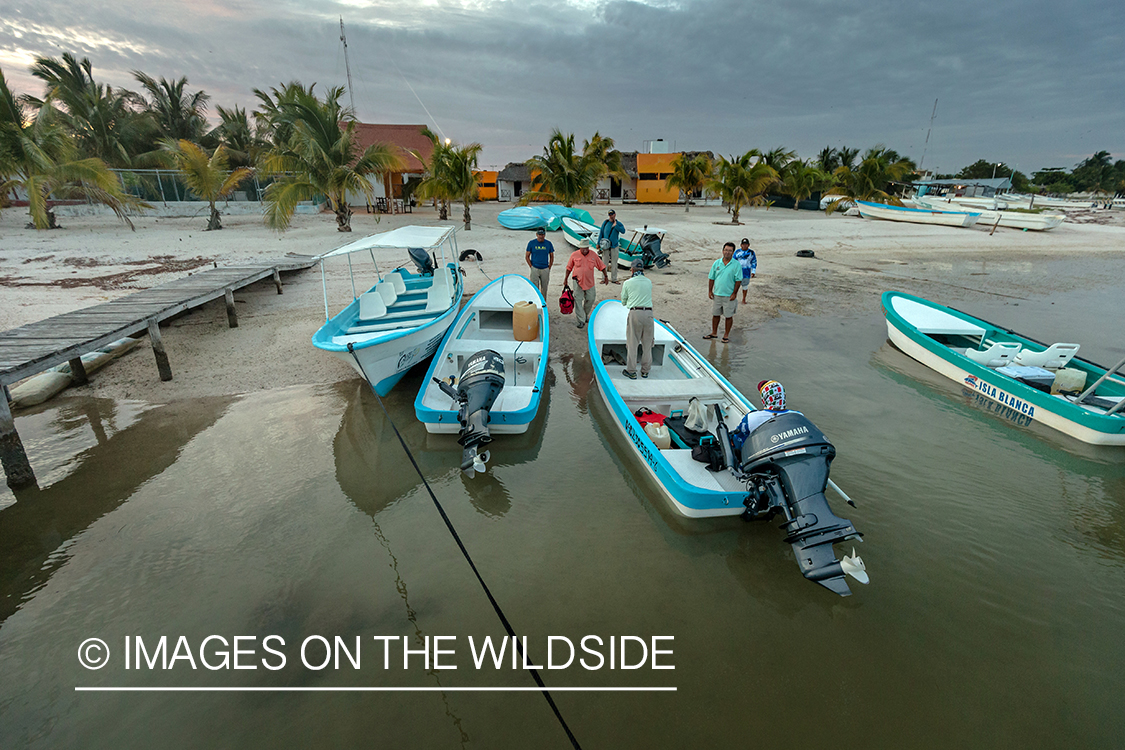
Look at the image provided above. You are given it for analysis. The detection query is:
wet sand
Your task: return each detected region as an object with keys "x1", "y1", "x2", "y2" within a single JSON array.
[{"x1": 2, "y1": 202, "x2": 1123, "y2": 403}]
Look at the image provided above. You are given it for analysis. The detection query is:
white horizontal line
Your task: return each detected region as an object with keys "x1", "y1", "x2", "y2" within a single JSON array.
[{"x1": 75, "y1": 686, "x2": 676, "y2": 692}]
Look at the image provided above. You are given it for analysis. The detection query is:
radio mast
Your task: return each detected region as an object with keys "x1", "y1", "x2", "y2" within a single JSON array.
[{"x1": 340, "y1": 18, "x2": 356, "y2": 113}]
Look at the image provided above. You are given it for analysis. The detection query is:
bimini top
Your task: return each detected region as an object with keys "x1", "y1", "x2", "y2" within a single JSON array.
[{"x1": 317, "y1": 225, "x2": 458, "y2": 259}]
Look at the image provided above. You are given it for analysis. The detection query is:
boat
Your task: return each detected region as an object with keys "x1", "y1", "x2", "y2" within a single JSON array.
[
  {"x1": 856, "y1": 200, "x2": 980, "y2": 228},
  {"x1": 915, "y1": 197, "x2": 1064, "y2": 231},
  {"x1": 311, "y1": 225, "x2": 463, "y2": 396},
  {"x1": 588, "y1": 299, "x2": 868, "y2": 595},
  {"x1": 497, "y1": 206, "x2": 561, "y2": 231},
  {"x1": 415, "y1": 274, "x2": 548, "y2": 475},
  {"x1": 617, "y1": 226, "x2": 670, "y2": 269},
  {"x1": 561, "y1": 216, "x2": 598, "y2": 249},
  {"x1": 882, "y1": 291, "x2": 1125, "y2": 445},
  {"x1": 538, "y1": 204, "x2": 594, "y2": 225}
]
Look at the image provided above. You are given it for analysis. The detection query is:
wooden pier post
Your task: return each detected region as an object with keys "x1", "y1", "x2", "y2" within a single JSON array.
[
  {"x1": 273, "y1": 268, "x2": 283, "y2": 294},
  {"x1": 69, "y1": 356, "x2": 89, "y2": 385},
  {"x1": 147, "y1": 318, "x2": 173, "y2": 381},
  {"x1": 1, "y1": 392, "x2": 36, "y2": 488},
  {"x1": 225, "y1": 289, "x2": 239, "y2": 328}
]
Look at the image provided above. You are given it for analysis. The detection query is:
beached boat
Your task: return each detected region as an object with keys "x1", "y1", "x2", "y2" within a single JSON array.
[
  {"x1": 538, "y1": 204, "x2": 594, "y2": 225},
  {"x1": 882, "y1": 291, "x2": 1125, "y2": 445},
  {"x1": 311, "y1": 226, "x2": 463, "y2": 396},
  {"x1": 857, "y1": 200, "x2": 981, "y2": 228},
  {"x1": 561, "y1": 216, "x2": 598, "y2": 249},
  {"x1": 915, "y1": 197, "x2": 1064, "y2": 231},
  {"x1": 415, "y1": 274, "x2": 548, "y2": 474},
  {"x1": 497, "y1": 206, "x2": 561, "y2": 231},
  {"x1": 617, "y1": 226, "x2": 670, "y2": 269},
  {"x1": 588, "y1": 299, "x2": 868, "y2": 595}
]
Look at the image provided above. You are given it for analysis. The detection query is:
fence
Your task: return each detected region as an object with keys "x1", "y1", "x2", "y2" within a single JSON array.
[{"x1": 110, "y1": 169, "x2": 283, "y2": 204}]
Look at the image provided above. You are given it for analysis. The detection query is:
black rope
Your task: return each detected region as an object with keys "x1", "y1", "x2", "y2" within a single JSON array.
[{"x1": 346, "y1": 344, "x2": 582, "y2": 750}]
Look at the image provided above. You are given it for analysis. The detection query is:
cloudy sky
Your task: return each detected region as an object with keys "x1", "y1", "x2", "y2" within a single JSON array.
[{"x1": 2, "y1": 0, "x2": 1122, "y2": 174}]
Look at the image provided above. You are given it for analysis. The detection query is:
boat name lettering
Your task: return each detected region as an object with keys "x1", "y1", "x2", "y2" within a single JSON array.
[
  {"x1": 770, "y1": 426, "x2": 809, "y2": 444},
  {"x1": 960, "y1": 389, "x2": 1034, "y2": 427},
  {"x1": 624, "y1": 418, "x2": 659, "y2": 470},
  {"x1": 962, "y1": 376, "x2": 1035, "y2": 417}
]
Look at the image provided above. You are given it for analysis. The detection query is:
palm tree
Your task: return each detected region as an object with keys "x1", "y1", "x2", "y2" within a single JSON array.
[
  {"x1": 203, "y1": 105, "x2": 265, "y2": 169},
  {"x1": 666, "y1": 152, "x2": 712, "y2": 211},
  {"x1": 133, "y1": 72, "x2": 210, "y2": 143},
  {"x1": 161, "y1": 139, "x2": 253, "y2": 230},
  {"x1": 706, "y1": 151, "x2": 778, "y2": 224},
  {"x1": 582, "y1": 131, "x2": 628, "y2": 202},
  {"x1": 253, "y1": 81, "x2": 318, "y2": 148},
  {"x1": 417, "y1": 141, "x2": 482, "y2": 230},
  {"x1": 411, "y1": 126, "x2": 452, "y2": 219},
  {"x1": 522, "y1": 129, "x2": 603, "y2": 206},
  {"x1": 1, "y1": 70, "x2": 147, "y2": 229},
  {"x1": 260, "y1": 84, "x2": 402, "y2": 232},
  {"x1": 827, "y1": 145, "x2": 915, "y2": 213},
  {"x1": 27, "y1": 53, "x2": 148, "y2": 166},
  {"x1": 780, "y1": 159, "x2": 834, "y2": 210}
]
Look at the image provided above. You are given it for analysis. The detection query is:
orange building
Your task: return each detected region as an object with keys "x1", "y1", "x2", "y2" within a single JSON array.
[
  {"x1": 474, "y1": 170, "x2": 498, "y2": 201},
  {"x1": 636, "y1": 153, "x2": 680, "y2": 203}
]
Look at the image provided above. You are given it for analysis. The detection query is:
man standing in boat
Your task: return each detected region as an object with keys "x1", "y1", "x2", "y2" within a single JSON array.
[
  {"x1": 620, "y1": 259, "x2": 653, "y2": 380},
  {"x1": 596, "y1": 209, "x2": 626, "y2": 284},
  {"x1": 562, "y1": 239, "x2": 609, "y2": 329},
  {"x1": 705, "y1": 242, "x2": 742, "y2": 343},
  {"x1": 525, "y1": 227, "x2": 554, "y2": 300}
]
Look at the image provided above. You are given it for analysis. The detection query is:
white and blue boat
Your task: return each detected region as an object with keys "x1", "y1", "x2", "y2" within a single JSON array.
[
  {"x1": 312, "y1": 226, "x2": 463, "y2": 396},
  {"x1": 857, "y1": 199, "x2": 980, "y2": 227},
  {"x1": 497, "y1": 206, "x2": 561, "y2": 231},
  {"x1": 415, "y1": 274, "x2": 548, "y2": 475},
  {"x1": 588, "y1": 300, "x2": 868, "y2": 595}
]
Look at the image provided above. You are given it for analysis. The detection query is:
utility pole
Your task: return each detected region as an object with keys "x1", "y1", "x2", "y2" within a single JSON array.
[
  {"x1": 919, "y1": 98, "x2": 938, "y2": 172},
  {"x1": 340, "y1": 18, "x2": 356, "y2": 114}
]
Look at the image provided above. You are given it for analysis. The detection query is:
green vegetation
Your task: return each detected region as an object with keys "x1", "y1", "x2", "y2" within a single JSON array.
[
  {"x1": 827, "y1": 146, "x2": 916, "y2": 213},
  {"x1": 416, "y1": 133, "x2": 483, "y2": 230},
  {"x1": 161, "y1": 139, "x2": 253, "y2": 230},
  {"x1": 521, "y1": 129, "x2": 624, "y2": 206},
  {"x1": 666, "y1": 153, "x2": 712, "y2": 211},
  {"x1": 706, "y1": 151, "x2": 778, "y2": 224}
]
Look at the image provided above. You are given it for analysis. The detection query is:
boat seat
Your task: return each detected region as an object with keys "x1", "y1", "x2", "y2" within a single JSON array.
[
  {"x1": 1014, "y1": 343, "x2": 1080, "y2": 370},
  {"x1": 387, "y1": 272, "x2": 407, "y2": 295},
  {"x1": 357, "y1": 292, "x2": 388, "y2": 322},
  {"x1": 448, "y1": 340, "x2": 542, "y2": 357},
  {"x1": 962, "y1": 341, "x2": 1021, "y2": 368},
  {"x1": 614, "y1": 376, "x2": 727, "y2": 402},
  {"x1": 425, "y1": 274, "x2": 454, "y2": 312},
  {"x1": 375, "y1": 282, "x2": 398, "y2": 307}
]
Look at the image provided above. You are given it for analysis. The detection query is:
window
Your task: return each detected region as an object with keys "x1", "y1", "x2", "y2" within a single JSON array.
[
  {"x1": 659, "y1": 173, "x2": 672, "y2": 179},
  {"x1": 639, "y1": 173, "x2": 658, "y2": 181}
]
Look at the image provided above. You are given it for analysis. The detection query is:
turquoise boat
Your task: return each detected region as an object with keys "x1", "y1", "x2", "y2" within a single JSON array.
[
  {"x1": 497, "y1": 206, "x2": 561, "y2": 231},
  {"x1": 882, "y1": 291, "x2": 1125, "y2": 445}
]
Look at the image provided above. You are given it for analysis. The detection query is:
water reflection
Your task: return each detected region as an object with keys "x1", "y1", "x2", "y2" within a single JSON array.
[
  {"x1": 559, "y1": 352, "x2": 595, "y2": 413},
  {"x1": 0, "y1": 395, "x2": 235, "y2": 624}
]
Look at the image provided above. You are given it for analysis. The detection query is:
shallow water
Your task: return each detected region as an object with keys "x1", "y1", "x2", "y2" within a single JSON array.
[{"x1": 2, "y1": 287, "x2": 1124, "y2": 749}]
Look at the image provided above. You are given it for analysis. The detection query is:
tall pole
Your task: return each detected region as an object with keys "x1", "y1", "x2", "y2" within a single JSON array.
[
  {"x1": 919, "y1": 98, "x2": 938, "y2": 172},
  {"x1": 340, "y1": 18, "x2": 356, "y2": 114}
]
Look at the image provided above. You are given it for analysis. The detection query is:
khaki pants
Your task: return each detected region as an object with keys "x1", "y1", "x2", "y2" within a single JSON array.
[
  {"x1": 529, "y1": 266, "x2": 550, "y2": 301},
  {"x1": 573, "y1": 285, "x2": 597, "y2": 325},
  {"x1": 626, "y1": 308, "x2": 654, "y2": 375},
  {"x1": 600, "y1": 244, "x2": 619, "y2": 282}
]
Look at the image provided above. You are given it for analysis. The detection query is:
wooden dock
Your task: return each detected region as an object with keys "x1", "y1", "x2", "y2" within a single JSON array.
[{"x1": 1, "y1": 254, "x2": 317, "y2": 488}]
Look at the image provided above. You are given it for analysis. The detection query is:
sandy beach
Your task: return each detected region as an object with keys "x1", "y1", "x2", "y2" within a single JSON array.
[{"x1": 2, "y1": 202, "x2": 1124, "y2": 403}]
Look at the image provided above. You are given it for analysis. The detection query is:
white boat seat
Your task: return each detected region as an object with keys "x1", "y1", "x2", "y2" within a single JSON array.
[
  {"x1": 447, "y1": 340, "x2": 542, "y2": 357},
  {"x1": 962, "y1": 341, "x2": 1021, "y2": 368},
  {"x1": 1014, "y1": 343, "x2": 1080, "y2": 370},
  {"x1": 387, "y1": 272, "x2": 407, "y2": 295},
  {"x1": 357, "y1": 292, "x2": 387, "y2": 321},
  {"x1": 614, "y1": 376, "x2": 727, "y2": 402},
  {"x1": 425, "y1": 274, "x2": 454, "y2": 312},
  {"x1": 375, "y1": 282, "x2": 398, "y2": 307}
]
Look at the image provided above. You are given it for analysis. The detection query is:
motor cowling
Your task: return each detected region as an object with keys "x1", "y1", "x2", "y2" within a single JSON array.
[
  {"x1": 739, "y1": 412, "x2": 865, "y2": 596},
  {"x1": 640, "y1": 234, "x2": 670, "y2": 268},
  {"x1": 408, "y1": 246, "x2": 435, "y2": 276},
  {"x1": 435, "y1": 349, "x2": 505, "y2": 476}
]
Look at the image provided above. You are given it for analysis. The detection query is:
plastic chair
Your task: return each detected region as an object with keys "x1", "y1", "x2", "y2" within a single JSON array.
[
  {"x1": 962, "y1": 341, "x2": 1021, "y2": 368},
  {"x1": 1014, "y1": 343, "x2": 1080, "y2": 370}
]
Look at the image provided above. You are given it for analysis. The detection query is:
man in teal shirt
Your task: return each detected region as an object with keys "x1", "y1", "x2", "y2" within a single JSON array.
[
  {"x1": 705, "y1": 242, "x2": 741, "y2": 343},
  {"x1": 597, "y1": 209, "x2": 626, "y2": 284},
  {"x1": 620, "y1": 259, "x2": 653, "y2": 379}
]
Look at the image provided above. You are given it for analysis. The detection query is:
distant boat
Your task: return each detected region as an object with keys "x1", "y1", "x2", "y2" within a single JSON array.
[
  {"x1": 311, "y1": 226, "x2": 463, "y2": 396},
  {"x1": 916, "y1": 197, "x2": 1064, "y2": 231},
  {"x1": 857, "y1": 200, "x2": 980, "y2": 227},
  {"x1": 561, "y1": 216, "x2": 598, "y2": 249},
  {"x1": 883, "y1": 291, "x2": 1125, "y2": 445},
  {"x1": 497, "y1": 206, "x2": 561, "y2": 231}
]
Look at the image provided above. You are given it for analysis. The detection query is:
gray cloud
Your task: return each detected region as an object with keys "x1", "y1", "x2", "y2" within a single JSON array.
[{"x1": 2, "y1": 0, "x2": 1121, "y2": 173}]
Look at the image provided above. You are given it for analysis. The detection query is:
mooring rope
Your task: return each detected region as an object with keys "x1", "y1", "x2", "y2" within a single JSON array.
[{"x1": 346, "y1": 344, "x2": 582, "y2": 750}]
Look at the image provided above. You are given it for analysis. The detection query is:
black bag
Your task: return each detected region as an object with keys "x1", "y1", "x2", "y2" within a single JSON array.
[{"x1": 690, "y1": 436, "x2": 725, "y2": 472}]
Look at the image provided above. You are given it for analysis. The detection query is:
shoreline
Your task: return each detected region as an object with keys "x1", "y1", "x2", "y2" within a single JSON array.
[{"x1": 3, "y1": 202, "x2": 1124, "y2": 404}]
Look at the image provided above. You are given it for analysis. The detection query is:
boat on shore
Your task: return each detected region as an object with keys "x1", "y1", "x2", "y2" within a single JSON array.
[
  {"x1": 882, "y1": 291, "x2": 1125, "y2": 445},
  {"x1": 561, "y1": 216, "x2": 598, "y2": 249},
  {"x1": 311, "y1": 226, "x2": 463, "y2": 396},
  {"x1": 562, "y1": 220, "x2": 670, "y2": 269},
  {"x1": 415, "y1": 274, "x2": 548, "y2": 474},
  {"x1": 857, "y1": 200, "x2": 980, "y2": 227},
  {"x1": 915, "y1": 197, "x2": 1064, "y2": 231},
  {"x1": 497, "y1": 206, "x2": 561, "y2": 231},
  {"x1": 588, "y1": 300, "x2": 867, "y2": 595}
]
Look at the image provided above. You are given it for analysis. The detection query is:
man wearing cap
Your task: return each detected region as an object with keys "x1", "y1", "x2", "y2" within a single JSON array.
[
  {"x1": 620, "y1": 258, "x2": 653, "y2": 379},
  {"x1": 705, "y1": 241, "x2": 742, "y2": 343},
  {"x1": 562, "y1": 239, "x2": 609, "y2": 329},
  {"x1": 596, "y1": 209, "x2": 626, "y2": 284},
  {"x1": 525, "y1": 227, "x2": 554, "y2": 300}
]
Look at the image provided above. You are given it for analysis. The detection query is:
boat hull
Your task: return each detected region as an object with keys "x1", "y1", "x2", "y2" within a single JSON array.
[
  {"x1": 916, "y1": 198, "x2": 1063, "y2": 230},
  {"x1": 883, "y1": 292, "x2": 1125, "y2": 446},
  {"x1": 858, "y1": 200, "x2": 980, "y2": 227}
]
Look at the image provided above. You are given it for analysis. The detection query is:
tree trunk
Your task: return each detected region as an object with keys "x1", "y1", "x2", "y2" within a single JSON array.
[
  {"x1": 335, "y1": 200, "x2": 353, "y2": 232},
  {"x1": 463, "y1": 202, "x2": 471, "y2": 230},
  {"x1": 46, "y1": 208, "x2": 59, "y2": 229},
  {"x1": 732, "y1": 205, "x2": 741, "y2": 224},
  {"x1": 207, "y1": 202, "x2": 223, "y2": 230},
  {"x1": 438, "y1": 200, "x2": 448, "y2": 221}
]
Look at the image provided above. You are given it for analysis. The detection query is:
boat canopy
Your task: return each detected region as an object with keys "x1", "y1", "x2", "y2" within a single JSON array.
[{"x1": 318, "y1": 225, "x2": 458, "y2": 259}]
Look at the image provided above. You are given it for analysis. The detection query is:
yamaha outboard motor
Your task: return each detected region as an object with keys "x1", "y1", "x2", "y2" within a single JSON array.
[
  {"x1": 408, "y1": 246, "x2": 435, "y2": 276},
  {"x1": 739, "y1": 412, "x2": 868, "y2": 596},
  {"x1": 639, "y1": 231, "x2": 671, "y2": 269},
  {"x1": 435, "y1": 349, "x2": 505, "y2": 477}
]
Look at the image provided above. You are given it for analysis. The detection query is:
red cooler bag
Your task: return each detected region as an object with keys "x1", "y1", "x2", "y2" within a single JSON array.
[{"x1": 559, "y1": 286, "x2": 575, "y2": 315}]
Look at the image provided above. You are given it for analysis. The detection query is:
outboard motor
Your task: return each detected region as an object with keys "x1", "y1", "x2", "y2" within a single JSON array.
[
  {"x1": 638, "y1": 228, "x2": 671, "y2": 269},
  {"x1": 408, "y1": 246, "x2": 435, "y2": 276},
  {"x1": 739, "y1": 412, "x2": 868, "y2": 596},
  {"x1": 435, "y1": 349, "x2": 505, "y2": 477}
]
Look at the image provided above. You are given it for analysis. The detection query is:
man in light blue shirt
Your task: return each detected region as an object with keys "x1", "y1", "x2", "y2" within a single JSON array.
[
  {"x1": 597, "y1": 209, "x2": 626, "y2": 284},
  {"x1": 705, "y1": 242, "x2": 742, "y2": 343},
  {"x1": 620, "y1": 259, "x2": 654, "y2": 379}
]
